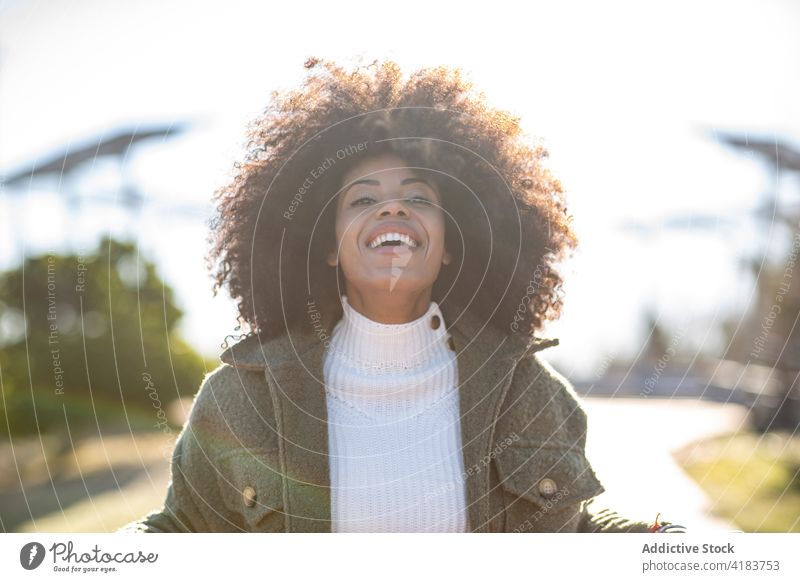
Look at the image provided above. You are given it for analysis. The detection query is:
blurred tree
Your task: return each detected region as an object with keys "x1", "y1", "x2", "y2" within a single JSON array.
[
  {"x1": 0, "y1": 237, "x2": 207, "y2": 436},
  {"x1": 641, "y1": 310, "x2": 671, "y2": 364}
]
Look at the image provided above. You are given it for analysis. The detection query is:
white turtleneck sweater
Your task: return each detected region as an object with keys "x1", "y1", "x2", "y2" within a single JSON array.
[{"x1": 322, "y1": 295, "x2": 468, "y2": 533}]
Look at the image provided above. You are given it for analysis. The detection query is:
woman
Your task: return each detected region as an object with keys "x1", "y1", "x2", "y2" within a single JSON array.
[{"x1": 120, "y1": 58, "x2": 684, "y2": 533}]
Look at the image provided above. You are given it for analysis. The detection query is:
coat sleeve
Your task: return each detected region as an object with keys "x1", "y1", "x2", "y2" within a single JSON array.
[
  {"x1": 116, "y1": 367, "x2": 233, "y2": 533},
  {"x1": 116, "y1": 426, "x2": 213, "y2": 533},
  {"x1": 577, "y1": 500, "x2": 653, "y2": 532},
  {"x1": 577, "y1": 499, "x2": 687, "y2": 533}
]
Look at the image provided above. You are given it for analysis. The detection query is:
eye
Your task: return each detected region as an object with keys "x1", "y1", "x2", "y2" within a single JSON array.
[
  {"x1": 405, "y1": 191, "x2": 434, "y2": 205},
  {"x1": 350, "y1": 195, "x2": 376, "y2": 206}
]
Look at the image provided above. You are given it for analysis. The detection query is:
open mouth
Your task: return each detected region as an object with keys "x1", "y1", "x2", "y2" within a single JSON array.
[{"x1": 366, "y1": 231, "x2": 420, "y2": 250}]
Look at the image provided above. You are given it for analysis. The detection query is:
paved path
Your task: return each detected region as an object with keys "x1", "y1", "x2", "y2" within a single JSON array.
[
  {"x1": 582, "y1": 397, "x2": 748, "y2": 531},
  {"x1": 6, "y1": 433, "x2": 175, "y2": 533}
]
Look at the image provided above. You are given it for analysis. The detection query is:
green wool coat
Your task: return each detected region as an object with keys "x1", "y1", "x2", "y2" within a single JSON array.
[{"x1": 119, "y1": 300, "x2": 667, "y2": 533}]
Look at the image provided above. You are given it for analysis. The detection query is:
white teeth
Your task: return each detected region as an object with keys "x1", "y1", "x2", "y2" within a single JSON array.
[{"x1": 367, "y1": 231, "x2": 419, "y2": 249}]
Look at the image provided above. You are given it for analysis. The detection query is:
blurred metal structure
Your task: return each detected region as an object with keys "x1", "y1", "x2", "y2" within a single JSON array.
[
  {"x1": 579, "y1": 132, "x2": 800, "y2": 433},
  {"x1": 0, "y1": 122, "x2": 213, "y2": 263},
  {"x1": 717, "y1": 132, "x2": 800, "y2": 431},
  {"x1": 2, "y1": 124, "x2": 189, "y2": 187},
  {"x1": 1, "y1": 122, "x2": 194, "y2": 214},
  {"x1": 716, "y1": 133, "x2": 800, "y2": 172}
]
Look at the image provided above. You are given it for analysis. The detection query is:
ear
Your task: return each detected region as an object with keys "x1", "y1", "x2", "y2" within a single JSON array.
[
  {"x1": 442, "y1": 248, "x2": 452, "y2": 266},
  {"x1": 327, "y1": 249, "x2": 338, "y2": 267}
]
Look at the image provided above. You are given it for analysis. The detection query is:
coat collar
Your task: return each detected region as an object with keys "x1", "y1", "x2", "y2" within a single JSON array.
[
  {"x1": 219, "y1": 300, "x2": 559, "y2": 532},
  {"x1": 219, "y1": 301, "x2": 558, "y2": 372}
]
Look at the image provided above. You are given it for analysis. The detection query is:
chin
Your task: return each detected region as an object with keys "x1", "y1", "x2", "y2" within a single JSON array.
[{"x1": 362, "y1": 278, "x2": 418, "y2": 293}]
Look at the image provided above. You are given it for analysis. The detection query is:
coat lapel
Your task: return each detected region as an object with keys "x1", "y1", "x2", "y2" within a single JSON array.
[
  {"x1": 220, "y1": 301, "x2": 557, "y2": 533},
  {"x1": 262, "y1": 331, "x2": 332, "y2": 533},
  {"x1": 439, "y1": 302, "x2": 533, "y2": 532}
]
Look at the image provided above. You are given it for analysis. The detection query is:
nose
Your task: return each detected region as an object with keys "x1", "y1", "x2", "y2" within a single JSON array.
[{"x1": 377, "y1": 197, "x2": 408, "y2": 218}]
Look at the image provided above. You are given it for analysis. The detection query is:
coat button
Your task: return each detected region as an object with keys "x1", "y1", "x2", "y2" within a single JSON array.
[
  {"x1": 447, "y1": 336, "x2": 456, "y2": 351},
  {"x1": 430, "y1": 314, "x2": 441, "y2": 330},
  {"x1": 243, "y1": 485, "x2": 257, "y2": 507},
  {"x1": 537, "y1": 478, "x2": 558, "y2": 499}
]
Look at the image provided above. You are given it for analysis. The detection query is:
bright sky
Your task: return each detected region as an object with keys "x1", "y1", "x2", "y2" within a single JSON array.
[{"x1": 1, "y1": 0, "x2": 798, "y2": 376}]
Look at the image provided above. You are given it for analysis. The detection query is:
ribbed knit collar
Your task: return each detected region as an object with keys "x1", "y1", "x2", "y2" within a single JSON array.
[{"x1": 329, "y1": 294, "x2": 451, "y2": 371}]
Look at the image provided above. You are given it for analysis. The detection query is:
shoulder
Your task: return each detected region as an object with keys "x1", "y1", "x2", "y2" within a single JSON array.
[
  {"x1": 218, "y1": 329, "x2": 316, "y2": 371},
  {"x1": 497, "y1": 352, "x2": 590, "y2": 449},
  {"x1": 186, "y1": 363, "x2": 277, "y2": 455},
  {"x1": 191, "y1": 363, "x2": 266, "y2": 411}
]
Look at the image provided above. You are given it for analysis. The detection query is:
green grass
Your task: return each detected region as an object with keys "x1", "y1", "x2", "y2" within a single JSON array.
[{"x1": 675, "y1": 431, "x2": 800, "y2": 532}]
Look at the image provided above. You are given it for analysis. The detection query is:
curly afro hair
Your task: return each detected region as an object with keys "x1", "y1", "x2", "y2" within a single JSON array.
[{"x1": 208, "y1": 57, "x2": 578, "y2": 343}]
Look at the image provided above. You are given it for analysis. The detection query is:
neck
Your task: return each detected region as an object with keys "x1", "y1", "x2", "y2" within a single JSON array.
[{"x1": 343, "y1": 285, "x2": 433, "y2": 324}]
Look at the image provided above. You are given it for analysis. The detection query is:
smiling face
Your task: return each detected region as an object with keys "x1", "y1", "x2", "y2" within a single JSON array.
[{"x1": 326, "y1": 153, "x2": 451, "y2": 307}]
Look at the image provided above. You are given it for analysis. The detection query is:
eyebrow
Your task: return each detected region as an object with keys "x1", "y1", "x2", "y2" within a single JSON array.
[{"x1": 341, "y1": 177, "x2": 436, "y2": 198}]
